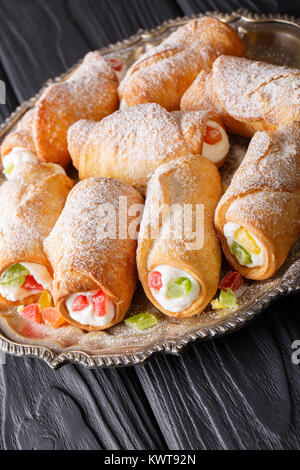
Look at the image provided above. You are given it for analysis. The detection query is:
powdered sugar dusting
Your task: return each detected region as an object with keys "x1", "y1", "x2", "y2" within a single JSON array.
[
  {"x1": 119, "y1": 17, "x2": 245, "y2": 109},
  {"x1": 79, "y1": 103, "x2": 211, "y2": 191},
  {"x1": 44, "y1": 177, "x2": 143, "y2": 301},
  {"x1": 223, "y1": 125, "x2": 300, "y2": 206}
]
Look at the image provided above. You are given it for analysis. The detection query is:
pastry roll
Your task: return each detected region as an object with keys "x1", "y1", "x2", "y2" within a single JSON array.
[
  {"x1": 1, "y1": 109, "x2": 36, "y2": 158},
  {"x1": 0, "y1": 163, "x2": 74, "y2": 306},
  {"x1": 137, "y1": 155, "x2": 222, "y2": 317},
  {"x1": 68, "y1": 103, "x2": 229, "y2": 193},
  {"x1": 181, "y1": 55, "x2": 300, "y2": 137},
  {"x1": 1, "y1": 51, "x2": 119, "y2": 170},
  {"x1": 44, "y1": 178, "x2": 144, "y2": 331},
  {"x1": 215, "y1": 125, "x2": 300, "y2": 280},
  {"x1": 119, "y1": 17, "x2": 245, "y2": 111}
]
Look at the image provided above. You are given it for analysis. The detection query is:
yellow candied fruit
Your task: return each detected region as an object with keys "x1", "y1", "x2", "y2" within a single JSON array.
[
  {"x1": 17, "y1": 305, "x2": 25, "y2": 313},
  {"x1": 211, "y1": 299, "x2": 226, "y2": 310},
  {"x1": 38, "y1": 290, "x2": 52, "y2": 309},
  {"x1": 234, "y1": 227, "x2": 260, "y2": 255}
]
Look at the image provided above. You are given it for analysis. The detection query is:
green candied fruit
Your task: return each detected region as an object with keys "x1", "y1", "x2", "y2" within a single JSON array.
[
  {"x1": 230, "y1": 241, "x2": 252, "y2": 266},
  {"x1": 0, "y1": 264, "x2": 29, "y2": 287},
  {"x1": 125, "y1": 312, "x2": 158, "y2": 330},
  {"x1": 3, "y1": 163, "x2": 14, "y2": 176},
  {"x1": 219, "y1": 288, "x2": 237, "y2": 307},
  {"x1": 167, "y1": 277, "x2": 193, "y2": 298}
]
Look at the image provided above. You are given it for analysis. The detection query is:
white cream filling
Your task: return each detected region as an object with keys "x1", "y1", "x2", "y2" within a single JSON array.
[
  {"x1": 0, "y1": 262, "x2": 52, "y2": 301},
  {"x1": 149, "y1": 265, "x2": 200, "y2": 313},
  {"x1": 202, "y1": 121, "x2": 230, "y2": 164},
  {"x1": 66, "y1": 290, "x2": 115, "y2": 327},
  {"x1": 3, "y1": 147, "x2": 38, "y2": 178},
  {"x1": 2, "y1": 148, "x2": 66, "y2": 178},
  {"x1": 224, "y1": 222, "x2": 266, "y2": 268}
]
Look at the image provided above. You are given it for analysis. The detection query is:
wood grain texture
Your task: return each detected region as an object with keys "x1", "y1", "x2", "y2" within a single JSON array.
[{"x1": 0, "y1": 0, "x2": 299, "y2": 450}]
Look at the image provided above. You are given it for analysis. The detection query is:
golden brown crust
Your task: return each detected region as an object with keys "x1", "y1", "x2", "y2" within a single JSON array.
[
  {"x1": 34, "y1": 52, "x2": 119, "y2": 167},
  {"x1": 137, "y1": 155, "x2": 222, "y2": 317},
  {"x1": 1, "y1": 110, "x2": 37, "y2": 160},
  {"x1": 174, "y1": 109, "x2": 227, "y2": 167},
  {"x1": 69, "y1": 103, "x2": 227, "y2": 193},
  {"x1": 0, "y1": 163, "x2": 74, "y2": 306},
  {"x1": 119, "y1": 17, "x2": 245, "y2": 111},
  {"x1": 214, "y1": 124, "x2": 300, "y2": 279},
  {"x1": 44, "y1": 177, "x2": 144, "y2": 331},
  {"x1": 1, "y1": 52, "x2": 119, "y2": 167}
]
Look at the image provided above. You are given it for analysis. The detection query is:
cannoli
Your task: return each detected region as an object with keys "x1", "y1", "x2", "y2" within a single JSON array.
[
  {"x1": 118, "y1": 17, "x2": 245, "y2": 111},
  {"x1": 214, "y1": 124, "x2": 300, "y2": 280},
  {"x1": 181, "y1": 55, "x2": 300, "y2": 137},
  {"x1": 44, "y1": 178, "x2": 144, "y2": 331},
  {"x1": 0, "y1": 163, "x2": 74, "y2": 306},
  {"x1": 137, "y1": 155, "x2": 222, "y2": 317},
  {"x1": 1, "y1": 51, "x2": 119, "y2": 170},
  {"x1": 68, "y1": 103, "x2": 229, "y2": 193},
  {"x1": 1, "y1": 109, "x2": 36, "y2": 159}
]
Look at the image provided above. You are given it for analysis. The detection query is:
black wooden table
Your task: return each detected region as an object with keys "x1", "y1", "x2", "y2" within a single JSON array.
[{"x1": 0, "y1": 0, "x2": 299, "y2": 451}]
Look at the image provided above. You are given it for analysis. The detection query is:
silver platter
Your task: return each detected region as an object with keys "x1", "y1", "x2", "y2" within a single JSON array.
[{"x1": 0, "y1": 8, "x2": 299, "y2": 369}]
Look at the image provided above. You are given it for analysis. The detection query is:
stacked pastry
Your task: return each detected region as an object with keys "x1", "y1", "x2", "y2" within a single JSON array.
[{"x1": 1, "y1": 17, "x2": 299, "y2": 332}]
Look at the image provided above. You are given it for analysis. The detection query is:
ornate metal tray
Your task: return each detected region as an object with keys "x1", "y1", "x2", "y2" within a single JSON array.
[{"x1": 0, "y1": 8, "x2": 299, "y2": 369}]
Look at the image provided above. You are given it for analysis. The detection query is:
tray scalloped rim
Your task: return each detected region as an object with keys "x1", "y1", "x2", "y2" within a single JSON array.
[{"x1": 0, "y1": 8, "x2": 299, "y2": 369}]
